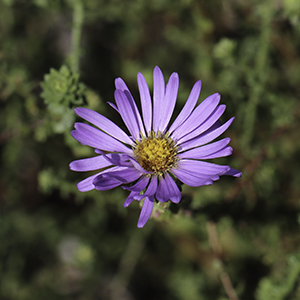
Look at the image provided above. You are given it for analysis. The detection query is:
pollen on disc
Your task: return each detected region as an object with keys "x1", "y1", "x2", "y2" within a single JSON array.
[{"x1": 134, "y1": 132, "x2": 178, "y2": 175}]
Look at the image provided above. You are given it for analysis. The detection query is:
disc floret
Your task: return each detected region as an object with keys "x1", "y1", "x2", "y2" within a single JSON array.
[{"x1": 134, "y1": 131, "x2": 178, "y2": 175}]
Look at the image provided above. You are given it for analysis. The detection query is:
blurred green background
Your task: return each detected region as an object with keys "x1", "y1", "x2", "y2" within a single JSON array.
[{"x1": 1, "y1": 0, "x2": 300, "y2": 299}]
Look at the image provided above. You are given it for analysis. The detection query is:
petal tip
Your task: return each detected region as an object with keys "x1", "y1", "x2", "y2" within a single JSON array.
[
  {"x1": 224, "y1": 168, "x2": 242, "y2": 177},
  {"x1": 69, "y1": 161, "x2": 75, "y2": 170},
  {"x1": 137, "y1": 222, "x2": 145, "y2": 229},
  {"x1": 70, "y1": 129, "x2": 77, "y2": 138},
  {"x1": 74, "y1": 107, "x2": 81, "y2": 114}
]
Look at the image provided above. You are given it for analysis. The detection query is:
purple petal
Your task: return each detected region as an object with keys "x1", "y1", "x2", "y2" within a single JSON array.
[
  {"x1": 77, "y1": 173, "x2": 100, "y2": 192},
  {"x1": 123, "y1": 191, "x2": 138, "y2": 207},
  {"x1": 72, "y1": 122, "x2": 132, "y2": 154},
  {"x1": 122, "y1": 176, "x2": 150, "y2": 192},
  {"x1": 115, "y1": 78, "x2": 145, "y2": 137},
  {"x1": 137, "y1": 72, "x2": 152, "y2": 134},
  {"x1": 168, "y1": 80, "x2": 202, "y2": 134},
  {"x1": 178, "y1": 138, "x2": 231, "y2": 159},
  {"x1": 156, "y1": 177, "x2": 170, "y2": 202},
  {"x1": 114, "y1": 90, "x2": 143, "y2": 140},
  {"x1": 93, "y1": 167, "x2": 141, "y2": 191},
  {"x1": 93, "y1": 174, "x2": 123, "y2": 191},
  {"x1": 127, "y1": 157, "x2": 151, "y2": 174},
  {"x1": 97, "y1": 167, "x2": 141, "y2": 184},
  {"x1": 115, "y1": 77, "x2": 128, "y2": 90},
  {"x1": 159, "y1": 72, "x2": 179, "y2": 132},
  {"x1": 164, "y1": 173, "x2": 181, "y2": 203},
  {"x1": 123, "y1": 89, "x2": 145, "y2": 136},
  {"x1": 122, "y1": 176, "x2": 150, "y2": 207},
  {"x1": 107, "y1": 167, "x2": 142, "y2": 183},
  {"x1": 137, "y1": 196, "x2": 154, "y2": 228},
  {"x1": 95, "y1": 150, "x2": 133, "y2": 167},
  {"x1": 134, "y1": 176, "x2": 158, "y2": 201},
  {"x1": 171, "y1": 168, "x2": 213, "y2": 187},
  {"x1": 70, "y1": 155, "x2": 112, "y2": 172},
  {"x1": 200, "y1": 146, "x2": 233, "y2": 159},
  {"x1": 107, "y1": 101, "x2": 118, "y2": 112},
  {"x1": 171, "y1": 93, "x2": 220, "y2": 141},
  {"x1": 95, "y1": 149, "x2": 133, "y2": 167},
  {"x1": 179, "y1": 117, "x2": 234, "y2": 151},
  {"x1": 177, "y1": 104, "x2": 226, "y2": 146},
  {"x1": 224, "y1": 168, "x2": 242, "y2": 177},
  {"x1": 74, "y1": 107, "x2": 132, "y2": 145},
  {"x1": 152, "y1": 66, "x2": 165, "y2": 132},
  {"x1": 177, "y1": 159, "x2": 230, "y2": 176},
  {"x1": 156, "y1": 173, "x2": 181, "y2": 203}
]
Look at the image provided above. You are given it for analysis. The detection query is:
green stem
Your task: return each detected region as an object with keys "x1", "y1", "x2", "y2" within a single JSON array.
[
  {"x1": 70, "y1": 0, "x2": 84, "y2": 74},
  {"x1": 109, "y1": 223, "x2": 153, "y2": 300}
]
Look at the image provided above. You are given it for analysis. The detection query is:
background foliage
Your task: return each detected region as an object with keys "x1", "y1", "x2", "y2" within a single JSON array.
[{"x1": 1, "y1": 0, "x2": 300, "y2": 299}]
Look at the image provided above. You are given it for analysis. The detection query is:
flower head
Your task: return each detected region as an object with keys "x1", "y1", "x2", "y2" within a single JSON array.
[{"x1": 70, "y1": 66, "x2": 241, "y2": 228}]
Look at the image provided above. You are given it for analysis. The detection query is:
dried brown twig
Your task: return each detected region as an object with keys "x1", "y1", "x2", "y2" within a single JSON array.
[{"x1": 206, "y1": 221, "x2": 239, "y2": 300}]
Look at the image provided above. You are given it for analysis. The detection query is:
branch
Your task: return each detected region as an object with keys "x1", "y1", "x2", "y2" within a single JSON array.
[{"x1": 206, "y1": 221, "x2": 239, "y2": 300}]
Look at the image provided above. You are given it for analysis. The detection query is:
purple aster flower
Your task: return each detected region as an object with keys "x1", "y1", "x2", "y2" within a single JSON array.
[{"x1": 70, "y1": 66, "x2": 241, "y2": 228}]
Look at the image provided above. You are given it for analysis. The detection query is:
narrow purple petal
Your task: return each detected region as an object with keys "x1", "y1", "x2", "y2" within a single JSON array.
[
  {"x1": 70, "y1": 155, "x2": 112, "y2": 172},
  {"x1": 107, "y1": 101, "x2": 118, "y2": 112},
  {"x1": 122, "y1": 176, "x2": 150, "y2": 192},
  {"x1": 137, "y1": 72, "x2": 152, "y2": 133},
  {"x1": 93, "y1": 174, "x2": 123, "y2": 191},
  {"x1": 178, "y1": 159, "x2": 230, "y2": 176},
  {"x1": 164, "y1": 173, "x2": 181, "y2": 203},
  {"x1": 171, "y1": 159, "x2": 228, "y2": 186},
  {"x1": 177, "y1": 104, "x2": 226, "y2": 145},
  {"x1": 156, "y1": 173, "x2": 181, "y2": 203},
  {"x1": 168, "y1": 80, "x2": 202, "y2": 134},
  {"x1": 108, "y1": 167, "x2": 142, "y2": 183},
  {"x1": 115, "y1": 77, "x2": 128, "y2": 90},
  {"x1": 93, "y1": 167, "x2": 141, "y2": 191},
  {"x1": 200, "y1": 146, "x2": 233, "y2": 159},
  {"x1": 72, "y1": 122, "x2": 132, "y2": 154},
  {"x1": 94, "y1": 167, "x2": 141, "y2": 185},
  {"x1": 171, "y1": 93, "x2": 220, "y2": 141},
  {"x1": 134, "y1": 176, "x2": 158, "y2": 201},
  {"x1": 74, "y1": 107, "x2": 132, "y2": 145},
  {"x1": 77, "y1": 173, "x2": 100, "y2": 192},
  {"x1": 179, "y1": 117, "x2": 234, "y2": 151},
  {"x1": 224, "y1": 168, "x2": 242, "y2": 177},
  {"x1": 127, "y1": 157, "x2": 151, "y2": 174},
  {"x1": 123, "y1": 191, "x2": 138, "y2": 207},
  {"x1": 156, "y1": 177, "x2": 170, "y2": 202},
  {"x1": 114, "y1": 90, "x2": 142, "y2": 140},
  {"x1": 178, "y1": 138, "x2": 231, "y2": 159},
  {"x1": 124, "y1": 89, "x2": 146, "y2": 136},
  {"x1": 137, "y1": 196, "x2": 154, "y2": 228},
  {"x1": 95, "y1": 150, "x2": 133, "y2": 167},
  {"x1": 122, "y1": 176, "x2": 150, "y2": 207},
  {"x1": 115, "y1": 78, "x2": 145, "y2": 137},
  {"x1": 152, "y1": 66, "x2": 165, "y2": 132},
  {"x1": 159, "y1": 72, "x2": 179, "y2": 132},
  {"x1": 171, "y1": 168, "x2": 213, "y2": 187}
]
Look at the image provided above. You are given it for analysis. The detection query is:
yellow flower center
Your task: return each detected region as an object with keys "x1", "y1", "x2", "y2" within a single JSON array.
[{"x1": 133, "y1": 131, "x2": 178, "y2": 175}]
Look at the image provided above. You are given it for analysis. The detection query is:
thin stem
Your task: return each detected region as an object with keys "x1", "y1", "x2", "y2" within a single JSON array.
[
  {"x1": 109, "y1": 223, "x2": 153, "y2": 300},
  {"x1": 70, "y1": 0, "x2": 84, "y2": 74},
  {"x1": 207, "y1": 221, "x2": 239, "y2": 300}
]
